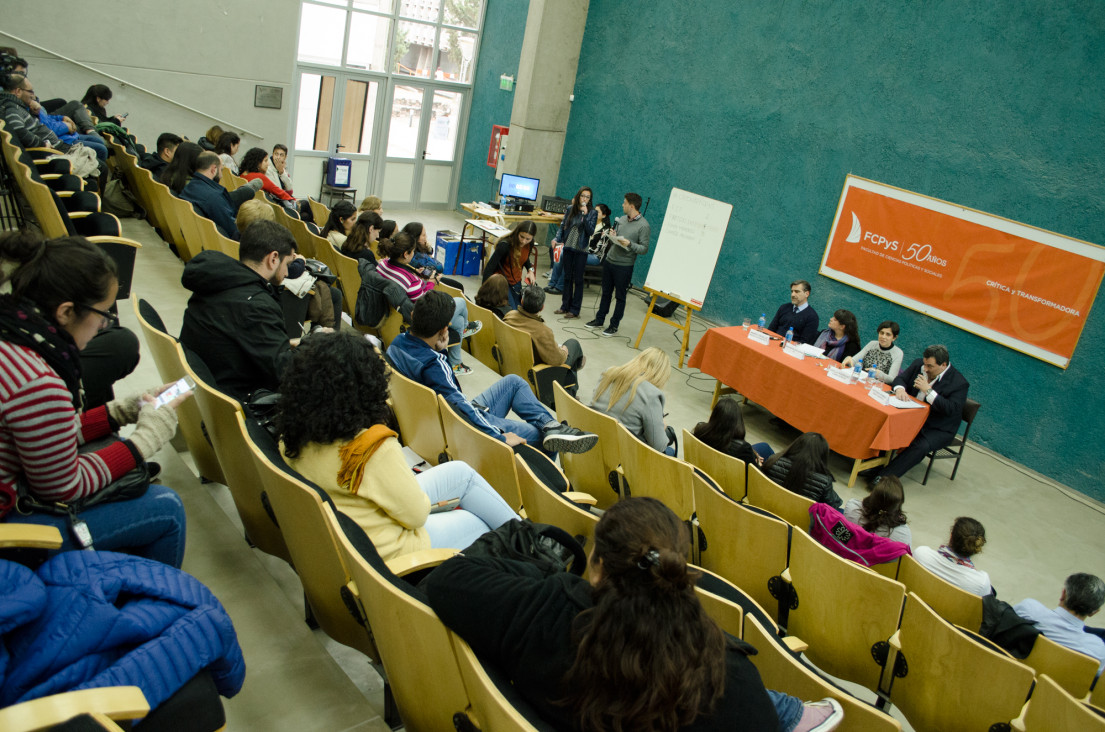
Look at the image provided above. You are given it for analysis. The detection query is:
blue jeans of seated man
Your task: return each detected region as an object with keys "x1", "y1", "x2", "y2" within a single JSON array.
[
  {"x1": 447, "y1": 296, "x2": 469, "y2": 367},
  {"x1": 471, "y1": 374, "x2": 556, "y2": 449},
  {"x1": 74, "y1": 133, "x2": 108, "y2": 160},
  {"x1": 5, "y1": 484, "x2": 187, "y2": 568},
  {"x1": 420, "y1": 461, "x2": 520, "y2": 549},
  {"x1": 594, "y1": 261, "x2": 634, "y2": 329},
  {"x1": 768, "y1": 690, "x2": 804, "y2": 731}
]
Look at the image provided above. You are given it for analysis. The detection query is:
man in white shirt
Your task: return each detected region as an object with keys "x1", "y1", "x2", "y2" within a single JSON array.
[{"x1": 1014, "y1": 573, "x2": 1105, "y2": 676}]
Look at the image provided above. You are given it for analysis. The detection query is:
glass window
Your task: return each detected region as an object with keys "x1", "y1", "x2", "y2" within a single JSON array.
[
  {"x1": 387, "y1": 85, "x2": 423, "y2": 158},
  {"x1": 346, "y1": 12, "x2": 392, "y2": 71},
  {"x1": 443, "y1": 0, "x2": 483, "y2": 29},
  {"x1": 339, "y1": 79, "x2": 381, "y2": 154},
  {"x1": 425, "y1": 89, "x2": 462, "y2": 161},
  {"x1": 295, "y1": 72, "x2": 338, "y2": 152},
  {"x1": 436, "y1": 28, "x2": 477, "y2": 83},
  {"x1": 394, "y1": 20, "x2": 436, "y2": 78},
  {"x1": 399, "y1": 0, "x2": 440, "y2": 22},
  {"x1": 298, "y1": 3, "x2": 347, "y2": 66},
  {"x1": 353, "y1": 0, "x2": 393, "y2": 10}
]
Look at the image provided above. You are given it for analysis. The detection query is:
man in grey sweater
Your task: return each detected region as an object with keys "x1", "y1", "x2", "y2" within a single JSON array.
[{"x1": 586, "y1": 192, "x2": 650, "y2": 336}]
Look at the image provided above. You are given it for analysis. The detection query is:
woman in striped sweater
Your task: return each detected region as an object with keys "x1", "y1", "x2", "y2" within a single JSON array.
[
  {"x1": 0, "y1": 233, "x2": 187, "y2": 566},
  {"x1": 377, "y1": 233, "x2": 480, "y2": 375}
]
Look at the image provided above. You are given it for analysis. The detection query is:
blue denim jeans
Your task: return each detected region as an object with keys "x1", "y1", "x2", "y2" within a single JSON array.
[
  {"x1": 5, "y1": 484, "x2": 187, "y2": 567},
  {"x1": 768, "y1": 690, "x2": 804, "y2": 731},
  {"x1": 74, "y1": 133, "x2": 109, "y2": 160},
  {"x1": 594, "y1": 262, "x2": 634, "y2": 328},
  {"x1": 447, "y1": 296, "x2": 469, "y2": 367},
  {"x1": 471, "y1": 374, "x2": 556, "y2": 447},
  {"x1": 420, "y1": 461, "x2": 519, "y2": 549}
]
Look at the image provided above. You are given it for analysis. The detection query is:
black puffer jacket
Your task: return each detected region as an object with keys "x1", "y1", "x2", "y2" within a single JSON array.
[
  {"x1": 765, "y1": 456, "x2": 842, "y2": 509},
  {"x1": 180, "y1": 250, "x2": 292, "y2": 400}
]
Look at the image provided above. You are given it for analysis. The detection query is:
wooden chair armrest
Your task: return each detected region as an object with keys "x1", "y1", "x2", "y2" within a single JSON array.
[
  {"x1": 87, "y1": 236, "x2": 143, "y2": 249},
  {"x1": 0, "y1": 686, "x2": 149, "y2": 731},
  {"x1": 0, "y1": 524, "x2": 64, "y2": 549},
  {"x1": 563, "y1": 491, "x2": 597, "y2": 506},
  {"x1": 386, "y1": 548, "x2": 458, "y2": 577},
  {"x1": 782, "y1": 635, "x2": 809, "y2": 653}
]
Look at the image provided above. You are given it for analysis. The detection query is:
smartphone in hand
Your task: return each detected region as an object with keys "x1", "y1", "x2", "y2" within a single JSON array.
[{"x1": 154, "y1": 376, "x2": 196, "y2": 408}]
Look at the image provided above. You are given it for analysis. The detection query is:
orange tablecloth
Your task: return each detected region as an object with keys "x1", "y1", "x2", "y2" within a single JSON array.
[{"x1": 687, "y1": 327, "x2": 929, "y2": 460}]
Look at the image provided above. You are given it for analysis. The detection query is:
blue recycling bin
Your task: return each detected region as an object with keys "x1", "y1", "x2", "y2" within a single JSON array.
[
  {"x1": 326, "y1": 157, "x2": 352, "y2": 188},
  {"x1": 436, "y1": 231, "x2": 482, "y2": 276}
]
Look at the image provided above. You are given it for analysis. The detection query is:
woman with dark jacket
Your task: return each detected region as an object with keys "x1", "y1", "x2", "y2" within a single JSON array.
[
  {"x1": 483, "y1": 220, "x2": 537, "y2": 310},
  {"x1": 550, "y1": 186, "x2": 597, "y2": 319},
  {"x1": 692, "y1": 397, "x2": 773, "y2": 467},
  {"x1": 424, "y1": 497, "x2": 843, "y2": 731},
  {"x1": 81, "y1": 84, "x2": 125, "y2": 127},
  {"x1": 812, "y1": 309, "x2": 860, "y2": 363},
  {"x1": 762, "y1": 432, "x2": 842, "y2": 509},
  {"x1": 475, "y1": 274, "x2": 509, "y2": 320},
  {"x1": 160, "y1": 141, "x2": 203, "y2": 195}
]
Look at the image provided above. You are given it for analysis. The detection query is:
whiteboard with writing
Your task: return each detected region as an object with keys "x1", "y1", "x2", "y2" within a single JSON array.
[{"x1": 643, "y1": 188, "x2": 733, "y2": 308}]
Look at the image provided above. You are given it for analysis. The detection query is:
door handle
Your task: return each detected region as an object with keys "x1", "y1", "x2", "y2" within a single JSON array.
[{"x1": 421, "y1": 150, "x2": 427, "y2": 159}]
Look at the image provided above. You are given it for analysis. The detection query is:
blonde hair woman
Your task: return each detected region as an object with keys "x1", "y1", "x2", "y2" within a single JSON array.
[{"x1": 591, "y1": 347, "x2": 674, "y2": 454}]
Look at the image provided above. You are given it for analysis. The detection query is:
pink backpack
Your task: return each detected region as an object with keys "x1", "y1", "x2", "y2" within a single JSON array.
[{"x1": 809, "y1": 503, "x2": 911, "y2": 567}]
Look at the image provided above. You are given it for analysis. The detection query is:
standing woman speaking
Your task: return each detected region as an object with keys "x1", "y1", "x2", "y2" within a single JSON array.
[
  {"x1": 552, "y1": 186, "x2": 597, "y2": 319},
  {"x1": 483, "y1": 220, "x2": 537, "y2": 310}
]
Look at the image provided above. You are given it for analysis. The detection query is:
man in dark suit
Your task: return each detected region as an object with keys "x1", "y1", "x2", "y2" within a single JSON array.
[
  {"x1": 871, "y1": 344, "x2": 969, "y2": 485},
  {"x1": 766, "y1": 279, "x2": 819, "y2": 344}
]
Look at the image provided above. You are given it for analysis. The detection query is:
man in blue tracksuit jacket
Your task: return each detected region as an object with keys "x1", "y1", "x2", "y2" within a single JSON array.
[{"x1": 387, "y1": 290, "x2": 598, "y2": 456}]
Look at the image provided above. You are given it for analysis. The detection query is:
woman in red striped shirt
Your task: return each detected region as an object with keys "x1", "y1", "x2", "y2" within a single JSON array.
[{"x1": 0, "y1": 233, "x2": 187, "y2": 566}]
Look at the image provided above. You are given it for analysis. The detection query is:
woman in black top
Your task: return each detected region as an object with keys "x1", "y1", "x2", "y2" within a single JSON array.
[
  {"x1": 483, "y1": 221, "x2": 537, "y2": 310},
  {"x1": 424, "y1": 498, "x2": 843, "y2": 731},
  {"x1": 692, "y1": 397, "x2": 773, "y2": 467},
  {"x1": 81, "y1": 84, "x2": 126, "y2": 127},
  {"x1": 762, "y1": 432, "x2": 842, "y2": 509},
  {"x1": 475, "y1": 274, "x2": 509, "y2": 320},
  {"x1": 812, "y1": 309, "x2": 860, "y2": 363}
]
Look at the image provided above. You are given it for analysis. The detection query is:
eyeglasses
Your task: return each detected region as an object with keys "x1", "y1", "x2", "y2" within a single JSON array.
[{"x1": 81, "y1": 304, "x2": 119, "y2": 328}]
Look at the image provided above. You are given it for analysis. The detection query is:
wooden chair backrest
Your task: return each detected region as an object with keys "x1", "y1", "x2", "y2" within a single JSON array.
[
  {"x1": 388, "y1": 367, "x2": 448, "y2": 465},
  {"x1": 462, "y1": 301, "x2": 500, "y2": 372},
  {"x1": 6, "y1": 154, "x2": 69, "y2": 238},
  {"x1": 193, "y1": 212, "x2": 238, "y2": 258},
  {"x1": 897, "y1": 553, "x2": 983, "y2": 632},
  {"x1": 490, "y1": 316, "x2": 536, "y2": 382},
  {"x1": 743, "y1": 614, "x2": 903, "y2": 732},
  {"x1": 514, "y1": 454, "x2": 598, "y2": 548},
  {"x1": 450, "y1": 634, "x2": 543, "y2": 732},
  {"x1": 682, "y1": 428, "x2": 748, "y2": 500},
  {"x1": 331, "y1": 249, "x2": 366, "y2": 323},
  {"x1": 615, "y1": 422, "x2": 694, "y2": 521},
  {"x1": 436, "y1": 395, "x2": 522, "y2": 512},
  {"x1": 89, "y1": 237, "x2": 141, "y2": 302},
  {"x1": 1092, "y1": 668, "x2": 1105, "y2": 710},
  {"x1": 745, "y1": 464, "x2": 816, "y2": 531},
  {"x1": 333, "y1": 523, "x2": 473, "y2": 731},
  {"x1": 242, "y1": 413, "x2": 380, "y2": 661},
  {"x1": 307, "y1": 196, "x2": 329, "y2": 225},
  {"x1": 784, "y1": 528, "x2": 906, "y2": 692},
  {"x1": 692, "y1": 472, "x2": 790, "y2": 617},
  {"x1": 1022, "y1": 632, "x2": 1102, "y2": 700},
  {"x1": 888, "y1": 592, "x2": 1035, "y2": 732},
  {"x1": 1017, "y1": 674, "x2": 1105, "y2": 731},
  {"x1": 184, "y1": 352, "x2": 290, "y2": 563},
  {"x1": 374, "y1": 307, "x2": 405, "y2": 347},
  {"x1": 434, "y1": 281, "x2": 464, "y2": 300},
  {"x1": 552, "y1": 382, "x2": 622, "y2": 510},
  {"x1": 131, "y1": 298, "x2": 223, "y2": 484}
]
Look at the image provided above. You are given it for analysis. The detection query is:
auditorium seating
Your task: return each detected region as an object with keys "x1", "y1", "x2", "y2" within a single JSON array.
[
  {"x1": 745, "y1": 463, "x2": 817, "y2": 531},
  {"x1": 683, "y1": 427, "x2": 748, "y2": 500},
  {"x1": 437, "y1": 394, "x2": 524, "y2": 512},
  {"x1": 552, "y1": 382, "x2": 622, "y2": 510}
]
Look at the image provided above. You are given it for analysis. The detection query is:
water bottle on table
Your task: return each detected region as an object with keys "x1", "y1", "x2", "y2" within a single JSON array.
[
  {"x1": 758, "y1": 313, "x2": 766, "y2": 330},
  {"x1": 785, "y1": 327, "x2": 794, "y2": 347},
  {"x1": 852, "y1": 358, "x2": 864, "y2": 383}
]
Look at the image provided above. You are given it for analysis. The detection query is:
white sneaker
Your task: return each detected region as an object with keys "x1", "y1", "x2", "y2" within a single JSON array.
[{"x1": 792, "y1": 698, "x2": 844, "y2": 732}]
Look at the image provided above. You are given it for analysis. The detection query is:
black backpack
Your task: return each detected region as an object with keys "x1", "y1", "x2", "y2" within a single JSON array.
[{"x1": 462, "y1": 519, "x2": 586, "y2": 577}]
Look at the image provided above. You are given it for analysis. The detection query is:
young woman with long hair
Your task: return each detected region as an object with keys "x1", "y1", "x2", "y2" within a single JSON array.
[
  {"x1": 159, "y1": 141, "x2": 203, "y2": 195},
  {"x1": 812, "y1": 309, "x2": 860, "y2": 363},
  {"x1": 278, "y1": 332, "x2": 517, "y2": 561},
  {"x1": 403, "y1": 221, "x2": 465, "y2": 291},
  {"x1": 342, "y1": 211, "x2": 383, "y2": 262},
  {"x1": 214, "y1": 131, "x2": 241, "y2": 175},
  {"x1": 591, "y1": 347, "x2": 674, "y2": 455},
  {"x1": 238, "y1": 147, "x2": 297, "y2": 206},
  {"x1": 0, "y1": 232, "x2": 187, "y2": 565},
  {"x1": 483, "y1": 220, "x2": 537, "y2": 310},
  {"x1": 320, "y1": 200, "x2": 358, "y2": 249},
  {"x1": 841, "y1": 475, "x2": 911, "y2": 546},
  {"x1": 475, "y1": 273, "x2": 510, "y2": 320},
  {"x1": 549, "y1": 186, "x2": 597, "y2": 319},
  {"x1": 691, "y1": 396, "x2": 773, "y2": 467},
  {"x1": 761, "y1": 432, "x2": 842, "y2": 508},
  {"x1": 425, "y1": 496, "x2": 843, "y2": 731}
]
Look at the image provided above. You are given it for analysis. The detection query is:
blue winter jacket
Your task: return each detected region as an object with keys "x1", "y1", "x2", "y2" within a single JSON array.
[
  {"x1": 180, "y1": 172, "x2": 240, "y2": 240},
  {"x1": 0, "y1": 551, "x2": 245, "y2": 709},
  {"x1": 387, "y1": 332, "x2": 505, "y2": 441}
]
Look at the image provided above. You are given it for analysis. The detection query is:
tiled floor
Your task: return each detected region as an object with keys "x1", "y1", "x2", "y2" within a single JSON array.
[{"x1": 111, "y1": 210, "x2": 1104, "y2": 730}]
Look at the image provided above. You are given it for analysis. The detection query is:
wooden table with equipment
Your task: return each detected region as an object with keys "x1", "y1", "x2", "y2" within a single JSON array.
[
  {"x1": 687, "y1": 326, "x2": 930, "y2": 487},
  {"x1": 459, "y1": 202, "x2": 563, "y2": 274}
]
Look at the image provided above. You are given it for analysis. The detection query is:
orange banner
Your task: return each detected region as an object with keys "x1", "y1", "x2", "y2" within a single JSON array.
[{"x1": 820, "y1": 176, "x2": 1105, "y2": 368}]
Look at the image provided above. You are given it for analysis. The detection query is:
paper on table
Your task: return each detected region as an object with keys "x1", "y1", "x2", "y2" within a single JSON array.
[
  {"x1": 797, "y1": 343, "x2": 826, "y2": 357},
  {"x1": 889, "y1": 395, "x2": 925, "y2": 409}
]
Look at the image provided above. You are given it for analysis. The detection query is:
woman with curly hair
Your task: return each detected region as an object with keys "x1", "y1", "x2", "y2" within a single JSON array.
[
  {"x1": 424, "y1": 496, "x2": 843, "y2": 731},
  {"x1": 277, "y1": 332, "x2": 517, "y2": 560},
  {"x1": 913, "y1": 517, "x2": 991, "y2": 596},
  {"x1": 841, "y1": 474, "x2": 911, "y2": 546}
]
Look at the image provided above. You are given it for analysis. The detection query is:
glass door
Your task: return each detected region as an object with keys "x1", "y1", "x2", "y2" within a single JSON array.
[{"x1": 380, "y1": 82, "x2": 466, "y2": 208}]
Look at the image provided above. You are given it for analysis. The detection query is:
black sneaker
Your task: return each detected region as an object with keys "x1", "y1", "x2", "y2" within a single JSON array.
[
  {"x1": 541, "y1": 422, "x2": 598, "y2": 454},
  {"x1": 462, "y1": 321, "x2": 482, "y2": 338},
  {"x1": 601, "y1": 326, "x2": 618, "y2": 337},
  {"x1": 585, "y1": 319, "x2": 603, "y2": 329},
  {"x1": 147, "y1": 461, "x2": 162, "y2": 482}
]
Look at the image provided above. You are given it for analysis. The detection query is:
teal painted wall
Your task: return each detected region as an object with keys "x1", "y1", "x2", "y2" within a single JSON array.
[
  {"x1": 456, "y1": 0, "x2": 530, "y2": 208},
  {"x1": 554, "y1": 2, "x2": 1105, "y2": 499}
]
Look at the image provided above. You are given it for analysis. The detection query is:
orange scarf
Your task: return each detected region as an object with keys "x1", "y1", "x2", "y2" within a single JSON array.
[{"x1": 336, "y1": 425, "x2": 398, "y2": 496}]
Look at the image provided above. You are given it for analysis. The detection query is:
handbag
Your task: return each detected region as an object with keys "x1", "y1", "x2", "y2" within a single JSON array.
[
  {"x1": 303, "y1": 258, "x2": 337, "y2": 284},
  {"x1": 462, "y1": 518, "x2": 586, "y2": 577}
]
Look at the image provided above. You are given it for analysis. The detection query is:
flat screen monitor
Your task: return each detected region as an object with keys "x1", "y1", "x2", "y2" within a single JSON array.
[{"x1": 499, "y1": 173, "x2": 540, "y2": 201}]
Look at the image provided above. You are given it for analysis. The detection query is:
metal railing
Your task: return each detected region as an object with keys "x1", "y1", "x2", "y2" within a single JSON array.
[{"x1": 1, "y1": 31, "x2": 265, "y2": 139}]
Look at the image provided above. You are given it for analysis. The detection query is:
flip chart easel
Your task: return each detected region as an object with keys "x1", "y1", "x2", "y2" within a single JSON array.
[{"x1": 634, "y1": 287, "x2": 701, "y2": 367}]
